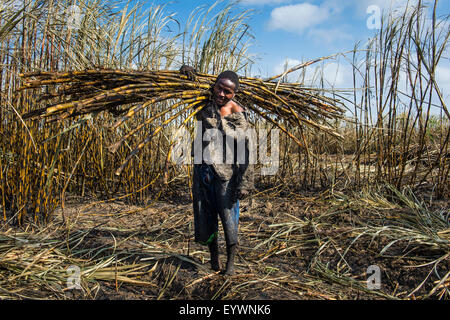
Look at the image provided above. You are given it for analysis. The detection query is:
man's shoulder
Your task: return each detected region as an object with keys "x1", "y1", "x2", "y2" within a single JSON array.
[{"x1": 230, "y1": 100, "x2": 245, "y2": 113}]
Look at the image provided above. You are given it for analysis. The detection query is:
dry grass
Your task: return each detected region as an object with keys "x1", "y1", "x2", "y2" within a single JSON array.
[{"x1": 0, "y1": 184, "x2": 447, "y2": 300}]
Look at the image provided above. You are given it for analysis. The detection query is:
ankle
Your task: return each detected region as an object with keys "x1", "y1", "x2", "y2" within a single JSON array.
[
  {"x1": 225, "y1": 244, "x2": 237, "y2": 275},
  {"x1": 208, "y1": 240, "x2": 220, "y2": 271}
]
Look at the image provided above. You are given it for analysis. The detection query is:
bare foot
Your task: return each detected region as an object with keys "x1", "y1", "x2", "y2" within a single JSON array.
[
  {"x1": 222, "y1": 267, "x2": 235, "y2": 276},
  {"x1": 211, "y1": 260, "x2": 221, "y2": 272}
]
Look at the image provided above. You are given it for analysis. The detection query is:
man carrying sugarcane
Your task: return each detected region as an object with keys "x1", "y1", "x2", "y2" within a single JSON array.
[{"x1": 180, "y1": 65, "x2": 254, "y2": 275}]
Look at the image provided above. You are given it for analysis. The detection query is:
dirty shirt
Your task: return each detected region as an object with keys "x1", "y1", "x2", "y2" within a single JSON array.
[{"x1": 192, "y1": 100, "x2": 254, "y2": 246}]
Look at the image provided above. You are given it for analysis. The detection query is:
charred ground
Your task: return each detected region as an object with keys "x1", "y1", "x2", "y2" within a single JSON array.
[{"x1": 2, "y1": 184, "x2": 447, "y2": 300}]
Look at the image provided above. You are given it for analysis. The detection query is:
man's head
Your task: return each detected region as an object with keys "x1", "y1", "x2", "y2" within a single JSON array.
[{"x1": 213, "y1": 71, "x2": 239, "y2": 107}]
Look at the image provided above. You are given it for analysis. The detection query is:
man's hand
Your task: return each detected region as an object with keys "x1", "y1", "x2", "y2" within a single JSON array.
[{"x1": 179, "y1": 65, "x2": 197, "y2": 81}]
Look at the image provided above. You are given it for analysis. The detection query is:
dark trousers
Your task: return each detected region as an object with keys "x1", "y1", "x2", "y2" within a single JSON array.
[{"x1": 192, "y1": 164, "x2": 240, "y2": 246}]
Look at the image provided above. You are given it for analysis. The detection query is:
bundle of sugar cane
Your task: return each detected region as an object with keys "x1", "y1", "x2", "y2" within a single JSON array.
[{"x1": 19, "y1": 69, "x2": 345, "y2": 173}]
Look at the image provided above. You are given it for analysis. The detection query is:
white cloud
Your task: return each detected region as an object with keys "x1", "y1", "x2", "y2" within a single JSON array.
[
  {"x1": 315, "y1": 62, "x2": 354, "y2": 87},
  {"x1": 394, "y1": 60, "x2": 450, "y2": 114},
  {"x1": 239, "y1": 0, "x2": 293, "y2": 5},
  {"x1": 273, "y1": 58, "x2": 301, "y2": 76},
  {"x1": 354, "y1": 0, "x2": 412, "y2": 17},
  {"x1": 435, "y1": 63, "x2": 450, "y2": 101},
  {"x1": 268, "y1": 3, "x2": 331, "y2": 34},
  {"x1": 273, "y1": 58, "x2": 354, "y2": 87},
  {"x1": 307, "y1": 27, "x2": 353, "y2": 45}
]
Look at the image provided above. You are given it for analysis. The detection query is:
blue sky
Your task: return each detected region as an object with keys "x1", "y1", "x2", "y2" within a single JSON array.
[
  {"x1": 137, "y1": 0, "x2": 449, "y2": 113},
  {"x1": 145, "y1": 0, "x2": 449, "y2": 78}
]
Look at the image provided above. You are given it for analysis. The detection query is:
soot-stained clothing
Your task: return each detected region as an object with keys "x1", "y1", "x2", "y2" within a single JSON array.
[{"x1": 192, "y1": 101, "x2": 254, "y2": 246}]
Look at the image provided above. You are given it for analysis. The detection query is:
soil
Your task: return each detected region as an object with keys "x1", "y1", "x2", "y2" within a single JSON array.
[{"x1": 18, "y1": 187, "x2": 447, "y2": 301}]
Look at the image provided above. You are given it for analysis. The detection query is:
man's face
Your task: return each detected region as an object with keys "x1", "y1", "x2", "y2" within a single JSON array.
[{"x1": 213, "y1": 78, "x2": 236, "y2": 107}]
